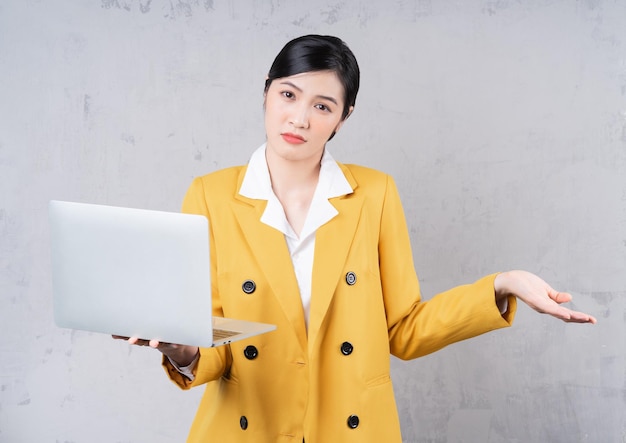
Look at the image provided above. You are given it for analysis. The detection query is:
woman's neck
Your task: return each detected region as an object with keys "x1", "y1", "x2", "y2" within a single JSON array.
[
  {"x1": 265, "y1": 144, "x2": 323, "y2": 187},
  {"x1": 265, "y1": 148, "x2": 322, "y2": 236}
]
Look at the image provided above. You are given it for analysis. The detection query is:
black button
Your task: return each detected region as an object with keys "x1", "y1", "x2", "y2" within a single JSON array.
[
  {"x1": 244, "y1": 345, "x2": 258, "y2": 360},
  {"x1": 240, "y1": 416, "x2": 248, "y2": 430},
  {"x1": 242, "y1": 280, "x2": 256, "y2": 294},
  {"x1": 345, "y1": 272, "x2": 356, "y2": 285},
  {"x1": 347, "y1": 415, "x2": 359, "y2": 429},
  {"x1": 340, "y1": 342, "x2": 353, "y2": 356}
]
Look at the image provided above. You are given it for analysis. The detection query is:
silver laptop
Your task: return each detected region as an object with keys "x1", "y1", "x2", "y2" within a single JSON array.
[{"x1": 49, "y1": 200, "x2": 276, "y2": 347}]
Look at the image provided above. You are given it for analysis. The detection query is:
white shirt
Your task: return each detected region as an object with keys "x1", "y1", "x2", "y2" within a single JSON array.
[{"x1": 239, "y1": 143, "x2": 354, "y2": 327}]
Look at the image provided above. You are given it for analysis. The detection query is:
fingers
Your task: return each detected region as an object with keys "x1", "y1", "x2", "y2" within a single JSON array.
[
  {"x1": 541, "y1": 304, "x2": 573, "y2": 321},
  {"x1": 118, "y1": 336, "x2": 171, "y2": 349},
  {"x1": 550, "y1": 291, "x2": 573, "y2": 304},
  {"x1": 127, "y1": 336, "x2": 155, "y2": 347},
  {"x1": 114, "y1": 337, "x2": 196, "y2": 365},
  {"x1": 533, "y1": 292, "x2": 597, "y2": 324},
  {"x1": 546, "y1": 291, "x2": 597, "y2": 323},
  {"x1": 544, "y1": 305, "x2": 597, "y2": 324},
  {"x1": 564, "y1": 310, "x2": 597, "y2": 324}
]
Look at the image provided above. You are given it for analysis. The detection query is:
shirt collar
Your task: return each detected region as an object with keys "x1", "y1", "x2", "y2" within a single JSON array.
[
  {"x1": 239, "y1": 143, "x2": 353, "y2": 200},
  {"x1": 239, "y1": 143, "x2": 354, "y2": 239}
]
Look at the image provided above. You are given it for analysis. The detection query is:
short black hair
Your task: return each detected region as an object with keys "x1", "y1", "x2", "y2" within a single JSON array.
[{"x1": 264, "y1": 35, "x2": 360, "y2": 121}]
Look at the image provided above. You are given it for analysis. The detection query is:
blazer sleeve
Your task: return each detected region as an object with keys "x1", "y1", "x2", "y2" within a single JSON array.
[
  {"x1": 378, "y1": 175, "x2": 517, "y2": 360},
  {"x1": 162, "y1": 176, "x2": 232, "y2": 389}
]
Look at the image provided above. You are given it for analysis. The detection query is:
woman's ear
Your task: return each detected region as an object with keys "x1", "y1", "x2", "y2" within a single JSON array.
[
  {"x1": 264, "y1": 76, "x2": 271, "y2": 97},
  {"x1": 263, "y1": 76, "x2": 269, "y2": 109},
  {"x1": 344, "y1": 106, "x2": 354, "y2": 120},
  {"x1": 334, "y1": 106, "x2": 354, "y2": 133}
]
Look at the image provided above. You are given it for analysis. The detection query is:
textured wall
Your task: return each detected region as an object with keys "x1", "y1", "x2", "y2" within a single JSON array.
[{"x1": 1, "y1": 1, "x2": 624, "y2": 442}]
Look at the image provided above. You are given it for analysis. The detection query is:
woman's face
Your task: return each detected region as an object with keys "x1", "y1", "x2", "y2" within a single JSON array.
[{"x1": 264, "y1": 70, "x2": 351, "y2": 165}]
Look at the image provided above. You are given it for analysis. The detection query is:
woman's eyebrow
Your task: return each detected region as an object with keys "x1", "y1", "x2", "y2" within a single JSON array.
[{"x1": 279, "y1": 81, "x2": 339, "y2": 105}]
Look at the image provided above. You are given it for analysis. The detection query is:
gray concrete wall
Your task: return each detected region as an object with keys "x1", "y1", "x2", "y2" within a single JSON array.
[{"x1": 1, "y1": 1, "x2": 624, "y2": 441}]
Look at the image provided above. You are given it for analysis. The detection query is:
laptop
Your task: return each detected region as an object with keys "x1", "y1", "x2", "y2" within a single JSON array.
[{"x1": 48, "y1": 200, "x2": 276, "y2": 347}]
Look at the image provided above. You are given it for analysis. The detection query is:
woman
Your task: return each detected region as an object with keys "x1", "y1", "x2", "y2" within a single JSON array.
[{"x1": 121, "y1": 35, "x2": 596, "y2": 442}]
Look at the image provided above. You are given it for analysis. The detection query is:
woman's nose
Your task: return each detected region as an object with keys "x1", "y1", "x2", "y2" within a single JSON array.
[{"x1": 290, "y1": 106, "x2": 310, "y2": 129}]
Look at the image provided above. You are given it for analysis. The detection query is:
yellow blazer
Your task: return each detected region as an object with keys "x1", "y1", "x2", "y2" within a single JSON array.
[{"x1": 163, "y1": 162, "x2": 516, "y2": 443}]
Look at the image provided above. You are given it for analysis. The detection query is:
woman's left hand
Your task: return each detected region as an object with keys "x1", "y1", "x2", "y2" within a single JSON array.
[
  {"x1": 494, "y1": 270, "x2": 597, "y2": 324},
  {"x1": 112, "y1": 335, "x2": 200, "y2": 367}
]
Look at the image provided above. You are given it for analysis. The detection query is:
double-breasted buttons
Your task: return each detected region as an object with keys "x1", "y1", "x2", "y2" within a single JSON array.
[
  {"x1": 345, "y1": 271, "x2": 357, "y2": 285},
  {"x1": 240, "y1": 416, "x2": 248, "y2": 430},
  {"x1": 340, "y1": 341, "x2": 353, "y2": 356},
  {"x1": 243, "y1": 345, "x2": 258, "y2": 360},
  {"x1": 242, "y1": 279, "x2": 256, "y2": 294},
  {"x1": 347, "y1": 415, "x2": 360, "y2": 429}
]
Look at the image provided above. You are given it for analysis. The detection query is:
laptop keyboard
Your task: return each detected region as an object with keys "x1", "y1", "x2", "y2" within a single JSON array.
[{"x1": 213, "y1": 328, "x2": 240, "y2": 341}]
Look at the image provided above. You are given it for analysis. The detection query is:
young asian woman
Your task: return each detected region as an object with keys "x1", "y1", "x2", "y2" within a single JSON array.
[{"x1": 117, "y1": 34, "x2": 596, "y2": 443}]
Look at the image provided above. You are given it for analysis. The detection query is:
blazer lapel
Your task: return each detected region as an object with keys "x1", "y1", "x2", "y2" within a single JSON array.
[
  {"x1": 231, "y1": 192, "x2": 308, "y2": 353},
  {"x1": 229, "y1": 163, "x2": 363, "y2": 356},
  {"x1": 308, "y1": 164, "x2": 363, "y2": 354}
]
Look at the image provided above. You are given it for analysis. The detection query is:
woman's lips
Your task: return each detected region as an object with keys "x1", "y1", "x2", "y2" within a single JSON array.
[{"x1": 281, "y1": 133, "x2": 306, "y2": 144}]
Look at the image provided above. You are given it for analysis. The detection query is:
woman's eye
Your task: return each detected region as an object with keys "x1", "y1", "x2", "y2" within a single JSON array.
[
  {"x1": 282, "y1": 91, "x2": 294, "y2": 99},
  {"x1": 315, "y1": 104, "x2": 330, "y2": 112}
]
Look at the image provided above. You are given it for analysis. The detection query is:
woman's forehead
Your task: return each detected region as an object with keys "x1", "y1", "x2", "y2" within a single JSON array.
[{"x1": 273, "y1": 70, "x2": 344, "y2": 97}]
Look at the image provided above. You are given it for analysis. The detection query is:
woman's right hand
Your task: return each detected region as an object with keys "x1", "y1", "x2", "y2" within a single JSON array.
[{"x1": 112, "y1": 335, "x2": 199, "y2": 367}]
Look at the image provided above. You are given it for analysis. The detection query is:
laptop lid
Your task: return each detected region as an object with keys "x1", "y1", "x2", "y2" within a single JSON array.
[{"x1": 49, "y1": 200, "x2": 275, "y2": 347}]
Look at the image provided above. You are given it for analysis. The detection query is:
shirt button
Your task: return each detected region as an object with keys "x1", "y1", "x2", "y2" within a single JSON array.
[
  {"x1": 347, "y1": 415, "x2": 360, "y2": 429},
  {"x1": 341, "y1": 341, "x2": 353, "y2": 356},
  {"x1": 345, "y1": 272, "x2": 357, "y2": 285},
  {"x1": 244, "y1": 345, "x2": 258, "y2": 360},
  {"x1": 242, "y1": 280, "x2": 256, "y2": 294},
  {"x1": 240, "y1": 416, "x2": 248, "y2": 430}
]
